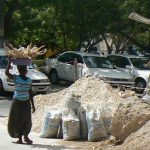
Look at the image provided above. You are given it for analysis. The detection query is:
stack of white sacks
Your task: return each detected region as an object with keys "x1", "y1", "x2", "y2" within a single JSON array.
[{"x1": 40, "y1": 92, "x2": 112, "y2": 142}]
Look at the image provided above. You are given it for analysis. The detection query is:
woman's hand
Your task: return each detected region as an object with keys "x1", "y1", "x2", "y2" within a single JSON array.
[{"x1": 32, "y1": 106, "x2": 36, "y2": 113}]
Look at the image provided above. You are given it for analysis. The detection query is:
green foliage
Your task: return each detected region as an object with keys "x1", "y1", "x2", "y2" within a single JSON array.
[{"x1": 4, "y1": 0, "x2": 150, "y2": 52}]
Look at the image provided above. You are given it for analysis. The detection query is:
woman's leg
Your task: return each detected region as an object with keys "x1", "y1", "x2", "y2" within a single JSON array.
[
  {"x1": 24, "y1": 136, "x2": 33, "y2": 144},
  {"x1": 23, "y1": 101, "x2": 33, "y2": 144},
  {"x1": 12, "y1": 136, "x2": 23, "y2": 144}
]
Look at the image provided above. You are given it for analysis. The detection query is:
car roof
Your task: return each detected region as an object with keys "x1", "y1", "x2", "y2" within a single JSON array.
[
  {"x1": 63, "y1": 51, "x2": 103, "y2": 57},
  {"x1": 108, "y1": 54, "x2": 146, "y2": 59}
]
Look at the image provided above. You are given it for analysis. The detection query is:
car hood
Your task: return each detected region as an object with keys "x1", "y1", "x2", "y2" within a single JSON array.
[
  {"x1": 26, "y1": 69, "x2": 48, "y2": 80},
  {"x1": 87, "y1": 68, "x2": 132, "y2": 79},
  {"x1": 6, "y1": 68, "x2": 48, "y2": 80}
]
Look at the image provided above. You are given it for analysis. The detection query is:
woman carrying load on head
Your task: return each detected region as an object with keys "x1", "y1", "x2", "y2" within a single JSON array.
[{"x1": 5, "y1": 58, "x2": 35, "y2": 144}]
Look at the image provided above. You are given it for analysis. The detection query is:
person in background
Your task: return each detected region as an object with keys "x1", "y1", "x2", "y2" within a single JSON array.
[{"x1": 5, "y1": 59, "x2": 35, "y2": 144}]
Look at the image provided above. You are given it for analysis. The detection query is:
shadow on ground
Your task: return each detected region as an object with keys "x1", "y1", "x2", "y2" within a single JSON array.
[{"x1": 30, "y1": 143, "x2": 76, "y2": 150}]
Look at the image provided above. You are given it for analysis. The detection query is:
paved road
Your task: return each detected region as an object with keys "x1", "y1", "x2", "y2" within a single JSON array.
[
  {"x1": 0, "y1": 95, "x2": 12, "y2": 117},
  {"x1": 0, "y1": 124, "x2": 78, "y2": 150}
]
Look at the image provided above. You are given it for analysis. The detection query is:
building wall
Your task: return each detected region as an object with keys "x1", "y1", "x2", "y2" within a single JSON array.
[{"x1": 95, "y1": 37, "x2": 113, "y2": 55}]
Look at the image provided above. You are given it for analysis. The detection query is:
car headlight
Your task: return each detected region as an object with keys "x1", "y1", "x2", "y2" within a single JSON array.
[{"x1": 6, "y1": 78, "x2": 14, "y2": 82}]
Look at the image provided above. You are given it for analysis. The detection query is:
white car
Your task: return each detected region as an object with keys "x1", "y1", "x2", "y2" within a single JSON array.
[
  {"x1": 44, "y1": 51, "x2": 134, "y2": 87},
  {"x1": 0, "y1": 50, "x2": 50, "y2": 94},
  {"x1": 107, "y1": 54, "x2": 150, "y2": 93}
]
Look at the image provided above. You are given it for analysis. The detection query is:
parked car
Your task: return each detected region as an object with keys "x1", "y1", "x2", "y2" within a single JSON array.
[
  {"x1": 44, "y1": 51, "x2": 134, "y2": 87},
  {"x1": 107, "y1": 54, "x2": 150, "y2": 93},
  {"x1": 0, "y1": 50, "x2": 50, "y2": 94}
]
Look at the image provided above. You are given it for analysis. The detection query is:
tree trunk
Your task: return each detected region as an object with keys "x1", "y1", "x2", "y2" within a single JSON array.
[
  {"x1": 4, "y1": 0, "x2": 20, "y2": 36},
  {"x1": 119, "y1": 31, "x2": 147, "y2": 50},
  {"x1": 102, "y1": 34, "x2": 112, "y2": 54}
]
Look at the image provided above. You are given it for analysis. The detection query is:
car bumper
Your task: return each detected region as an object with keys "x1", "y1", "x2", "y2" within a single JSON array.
[
  {"x1": 4, "y1": 82, "x2": 51, "y2": 93},
  {"x1": 104, "y1": 80, "x2": 135, "y2": 88}
]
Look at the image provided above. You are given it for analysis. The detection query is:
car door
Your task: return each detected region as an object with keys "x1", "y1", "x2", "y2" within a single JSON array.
[
  {"x1": 63, "y1": 53, "x2": 84, "y2": 82},
  {"x1": 117, "y1": 56, "x2": 132, "y2": 74},
  {"x1": 56, "y1": 53, "x2": 73, "y2": 80},
  {"x1": 107, "y1": 55, "x2": 131, "y2": 74}
]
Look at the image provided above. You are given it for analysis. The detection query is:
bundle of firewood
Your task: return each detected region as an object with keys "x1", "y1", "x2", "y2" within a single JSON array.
[{"x1": 4, "y1": 43, "x2": 47, "y2": 59}]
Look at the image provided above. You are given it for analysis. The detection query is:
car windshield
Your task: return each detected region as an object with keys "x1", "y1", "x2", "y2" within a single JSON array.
[
  {"x1": 130, "y1": 57, "x2": 150, "y2": 70},
  {"x1": 84, "y1": 56, "x2": 114, "y2": 69},
  {"x1": 0, "y1": 56, "x2": 9, "y2": 68}
]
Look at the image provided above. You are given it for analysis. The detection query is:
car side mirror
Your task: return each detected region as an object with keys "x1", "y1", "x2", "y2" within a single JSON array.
[{"x1": 126, "y1": 65, "x2": 132, "y2": 69}]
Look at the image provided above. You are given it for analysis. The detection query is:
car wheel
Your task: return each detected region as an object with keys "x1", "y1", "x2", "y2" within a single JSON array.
[
  {"x1": 49, "y1": 70, "x2": 60, "y2": 84},
  {"x1": 0, "y1": 79, "x2": 5, "y2": 95},
  {"x1": 135, "y1": 79, "x2": 146, "y2": 94}
]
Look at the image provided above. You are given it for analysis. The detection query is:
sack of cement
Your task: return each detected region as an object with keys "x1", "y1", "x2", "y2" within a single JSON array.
[
  {"x1": 86, "y1": 108, "x2": 107, "y2": 142},
  {"x1": 101, "y1": 107, "x2": 112, "y2": 135},
  {"x1": 64, "y1": 91, "x2": 81, "y2": 114},
  {"x1": 62, "y1": 108, "x2": 80, "y2": 140},
  {"x1": 77, "y1": 107, "x2": 88, "y2": 140},
  {"x1": 40, "y1": 108, "x2": 61, "y2": 138}
]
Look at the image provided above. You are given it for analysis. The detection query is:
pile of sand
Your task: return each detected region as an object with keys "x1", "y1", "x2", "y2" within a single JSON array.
[
  {"x1": 32, "y1": 77, "x2": 150, "y2": 150},
  {"x1": 32, "y1": 77, "x2": 137, "y2": 134},
  {"x1": 111, "y1": 96, "x2": 150, "y2": 142},
  {"x1": 32, "y1": 77, "x2": 125, "y2": 132}
]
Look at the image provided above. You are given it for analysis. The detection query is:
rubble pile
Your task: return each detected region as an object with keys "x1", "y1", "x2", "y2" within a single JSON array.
[
  {"x1": 32, "y1": 77, "x2": 124, "y2": 132},
  {"x1": 29, "y1": 76, "x2": 150, "y2": 149}
]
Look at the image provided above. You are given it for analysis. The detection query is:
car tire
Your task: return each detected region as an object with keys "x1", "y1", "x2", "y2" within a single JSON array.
[
  {"x1": 135, "y1": 79, "x2": 146, "y2": 94},
  {"x1": 49, "y1": 70, "x2": 60, "y2": 84},
  {"x1": 0, "y1": 79, "x2": 5, "y2": 96}
]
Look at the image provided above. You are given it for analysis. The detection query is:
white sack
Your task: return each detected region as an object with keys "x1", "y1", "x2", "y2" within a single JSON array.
[
  {"x1": 86, "y1": 108, "x2": 107, "y2": 142},
  {"x1": 40, "y1": 108, "x2": 61, "y2": 138},
  {"x1": 64, "y1": 91, "x2": 81, "y2": 114},
  {"x1": 62, "y1": 109, "x2": 80, "y2": 140},
  {"x1": 77, "y1": 107, "x2": 88, "y2": 140}
]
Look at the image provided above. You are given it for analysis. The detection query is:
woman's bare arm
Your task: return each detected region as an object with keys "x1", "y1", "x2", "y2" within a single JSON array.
[
  {"x1": 5, "y1": 59, "x2": 14, "y2": 79},
  {"x1": 29, "y1": 88, "x2": 35, "y2": 113}
]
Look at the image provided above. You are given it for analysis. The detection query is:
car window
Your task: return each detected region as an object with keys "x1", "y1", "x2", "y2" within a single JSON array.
[
  {"x1": 130, "y1": 57, "x2": 150, "y2": 70},
  {"x1": 107, "y1": 56, "x2": 119, "y2": 66},
  {"x1": 57, "y1": 53, "x2": 72, "y2": 63},
  {"x1": 58, "y1": 53, "x2": 83, "y2": 64},
  {"x1": 84, "y1": 56, "x2": 114, "y2": 68},
  {"x1": 117, "y1": 57, "x2": 130, "y2": 68},
  {"x1": 71, "y1": 53, "x2": 83, "y2": 64},
  {"x1": 0, "y1": 56, "x2": 9, "y2": 68}
]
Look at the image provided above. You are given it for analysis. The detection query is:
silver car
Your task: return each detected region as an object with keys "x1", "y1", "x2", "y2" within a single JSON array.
[
  {"x1": 45, "y1": 51, "x2": 134, "y2": 87},
  {"x1": 0, "y1": 50, "x2": 50, "y2": 94},
  {"x1": 107, "y1": 54, "x2": 150, "y2": 93}
]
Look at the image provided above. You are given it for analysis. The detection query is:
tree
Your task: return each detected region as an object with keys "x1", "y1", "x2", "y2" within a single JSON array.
[{"x1": 5, "y1": 0, "x2": 150, "y2": 53}]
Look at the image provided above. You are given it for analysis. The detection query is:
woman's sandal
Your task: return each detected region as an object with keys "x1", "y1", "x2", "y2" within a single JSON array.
[
  {"x1": 24, "y1": 137, "x2": 33, "y2": 145},
  {"x1": 12, "y1": 140, "x2": 23, "y2": 144}
]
